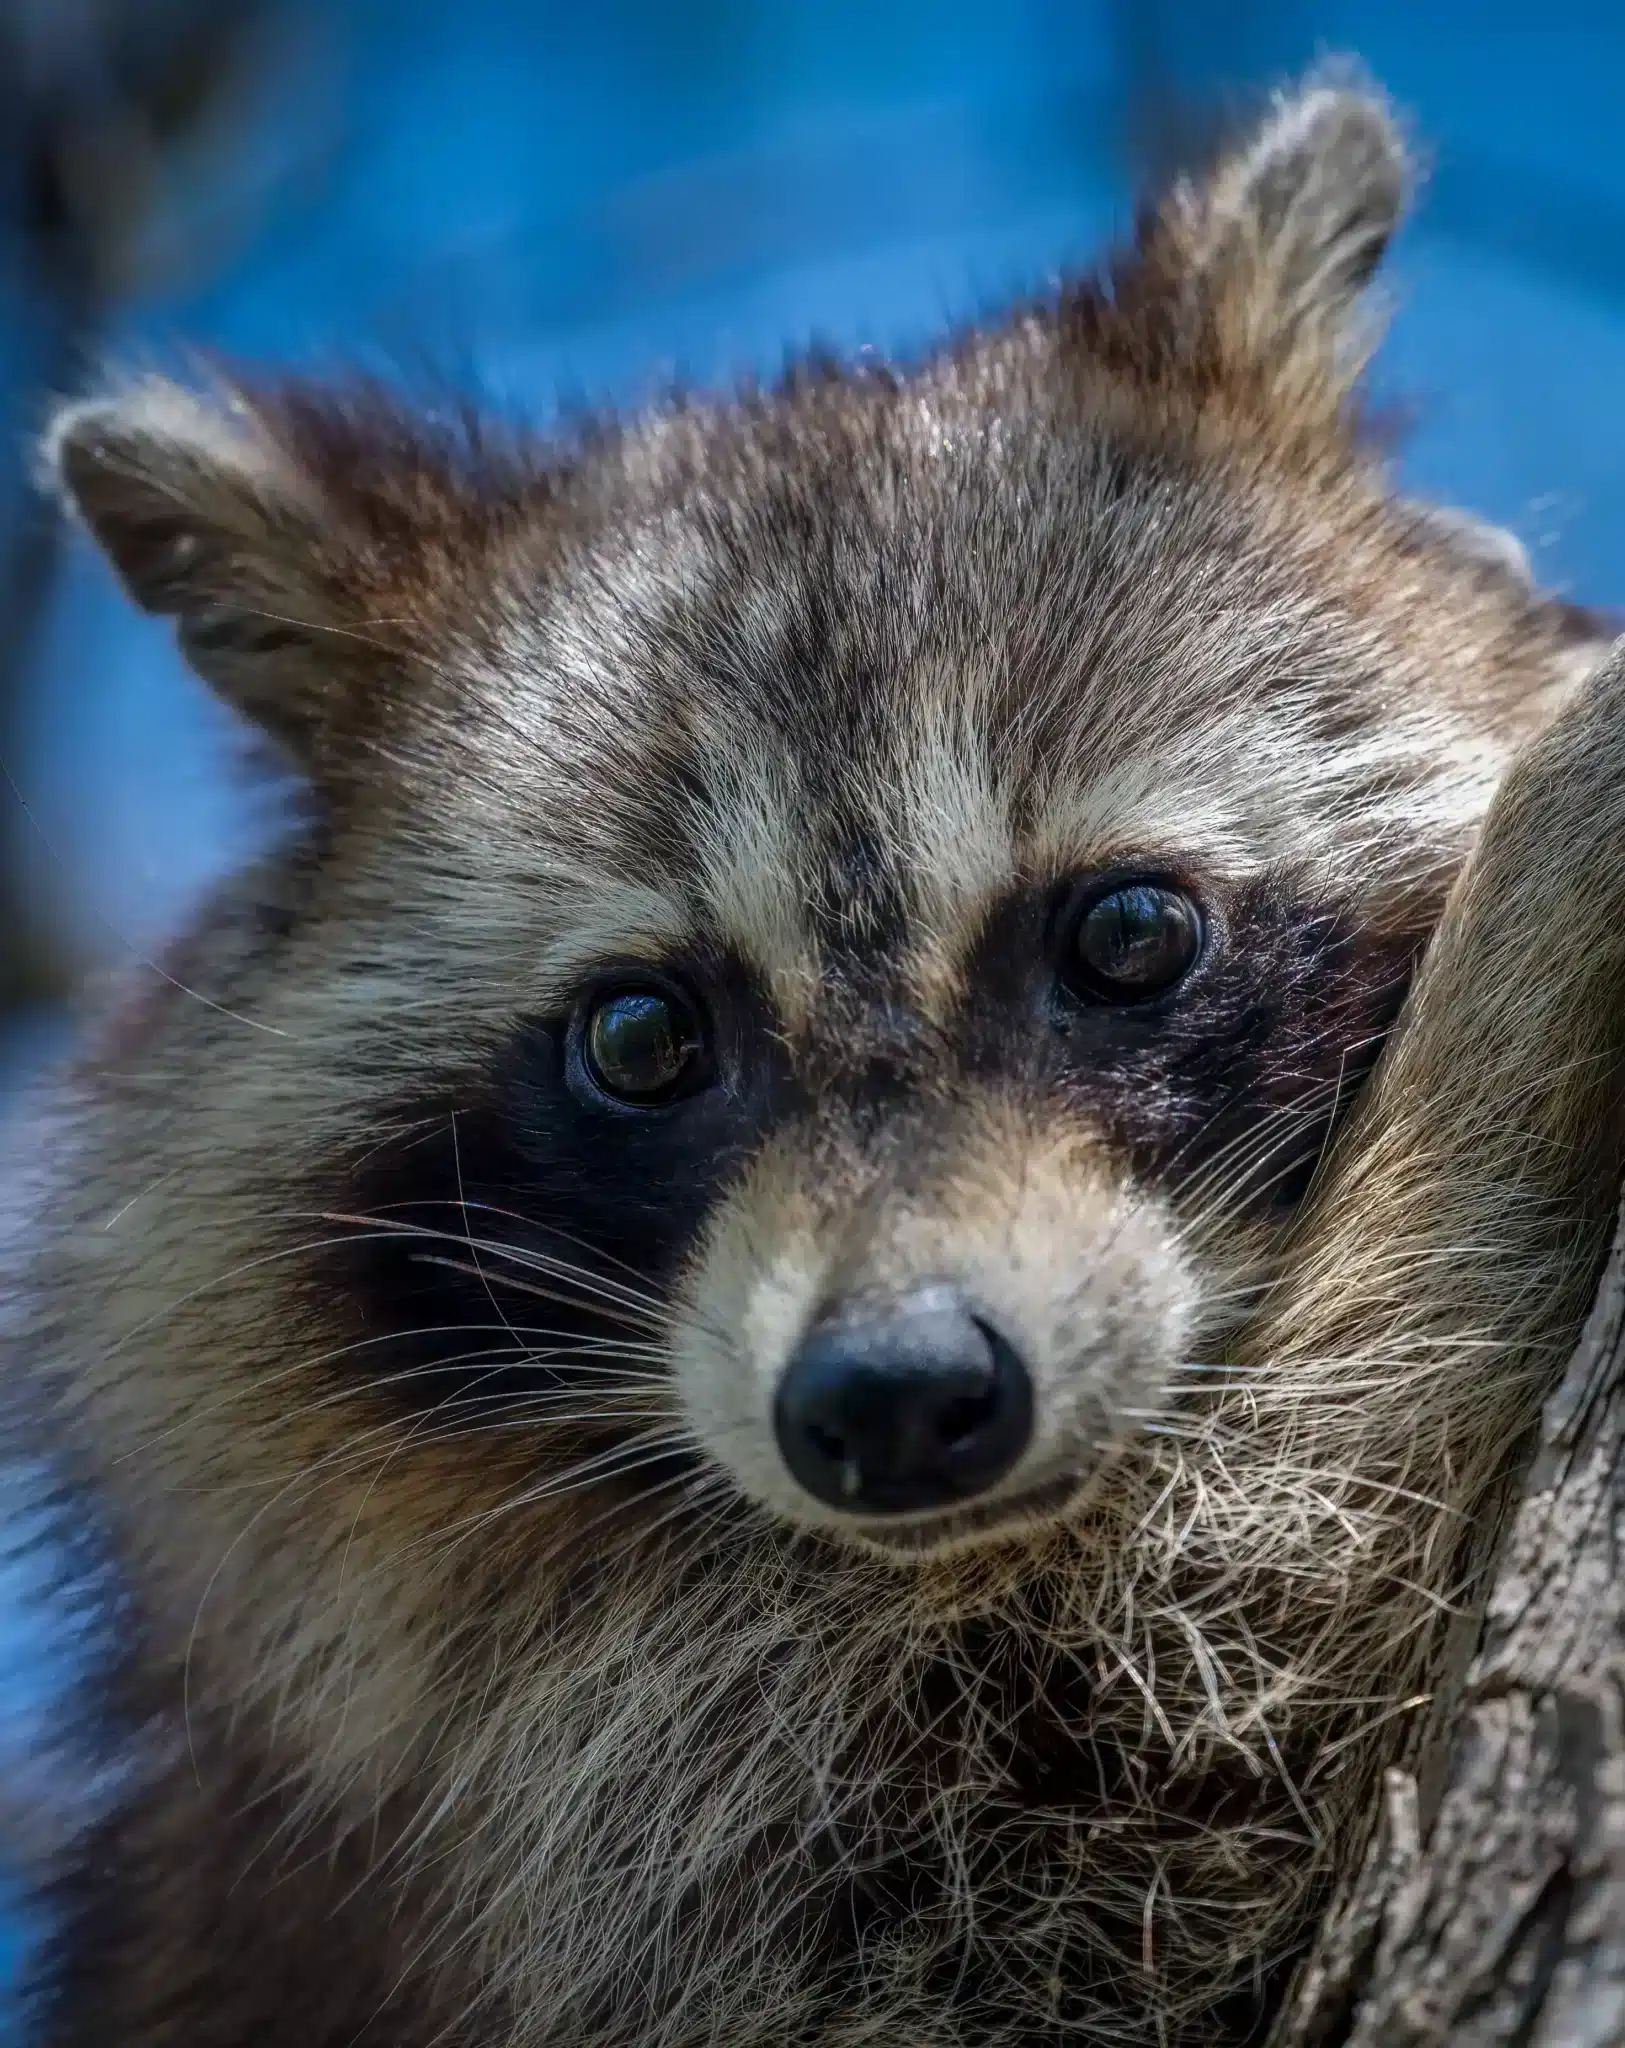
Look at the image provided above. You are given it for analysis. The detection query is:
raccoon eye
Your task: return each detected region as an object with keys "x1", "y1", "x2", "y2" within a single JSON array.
[
  {"x1": 582, "y1": 988, "x2": 707, "y2": 1104},
  {"x1": 1062, "y1": 883, "x2": 1203, "y2": 1003}
]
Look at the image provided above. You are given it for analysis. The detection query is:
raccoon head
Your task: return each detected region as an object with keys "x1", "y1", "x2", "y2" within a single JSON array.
[{"x1": 46, "y1": 76, "x2": 1606, "y2": 1565}]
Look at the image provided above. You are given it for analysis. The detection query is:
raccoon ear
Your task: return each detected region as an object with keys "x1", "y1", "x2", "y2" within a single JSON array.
[
  {"x1": 1404, "y1": 499, "x2": 1621, "y2": 734},
  {"x1": 43, "y1": 379, "x2": 353, "y2": 771},
  {"x1": 1143, "y1": 70, "x2": 1410, "y2": 401},
  {"x1": 1404, "y1": 504, "x2": 1534, "y2": 583}
]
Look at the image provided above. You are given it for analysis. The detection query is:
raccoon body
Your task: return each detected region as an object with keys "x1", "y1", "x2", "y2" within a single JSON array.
[{"x1": 8, "y1": 74, "x2": 1625, "y2": 2047}]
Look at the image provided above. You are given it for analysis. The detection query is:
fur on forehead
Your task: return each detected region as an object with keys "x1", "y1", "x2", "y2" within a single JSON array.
[{"x1": 40, "y1": 66, "x2": 1602, "y2": 866}]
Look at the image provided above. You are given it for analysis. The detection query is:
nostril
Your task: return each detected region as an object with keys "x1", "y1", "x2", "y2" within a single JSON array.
[
  {"x1": 931, "y1": 1314, "x2": 1009, "y2": 1450},
  {"x1": 773, "y1": 1287, "x2": 1033, "y2": 1517},
  {"x1": 807, "y1": 1421, "x2": 847, "y2": 1463},
  {"x1": 933, "y1": 1386, "x2": 998, "y2": 1452}
]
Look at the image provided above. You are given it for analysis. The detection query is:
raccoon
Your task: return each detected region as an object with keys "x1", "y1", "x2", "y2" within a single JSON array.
[{"x1": 7, "y1": 71, "x2": 1625, "y2": 2048}]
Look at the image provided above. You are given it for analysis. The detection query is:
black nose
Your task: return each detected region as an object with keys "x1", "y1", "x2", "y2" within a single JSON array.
[{"x1": 773, "y1": 1284, "x2": 1033, "y2": 1515}]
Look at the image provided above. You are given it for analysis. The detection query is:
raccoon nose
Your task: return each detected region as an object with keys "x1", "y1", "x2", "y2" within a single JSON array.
[{"x1": 774, "y1": 1284, "x2": 1033, "y2": 1515}]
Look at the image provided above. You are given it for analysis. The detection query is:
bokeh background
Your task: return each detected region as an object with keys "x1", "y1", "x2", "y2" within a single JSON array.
[{"x1": 2, "y1": 0, "x2": 1624, "y2": 2031}]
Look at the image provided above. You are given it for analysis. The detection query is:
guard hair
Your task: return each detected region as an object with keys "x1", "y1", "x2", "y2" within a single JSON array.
[{"x1": 10, "y1": 66, "x2": 1625, "y2": 2048}]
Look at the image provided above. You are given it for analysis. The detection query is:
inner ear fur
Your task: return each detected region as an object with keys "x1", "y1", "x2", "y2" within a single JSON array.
[
  {"x1": 44, "y1": 379, "x2": 359, "y2": 769},
  {"x1": 43, "y1": 373, "x2": 535, "y2": 784},
  {"x1": 1124, "y1": 66, "x2": 1411, "y2": 415}
]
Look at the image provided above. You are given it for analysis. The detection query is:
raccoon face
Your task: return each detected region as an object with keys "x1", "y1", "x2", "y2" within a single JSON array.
[{"x1": 47, "y1": 81, "x2": 1604, "y2": 1562}]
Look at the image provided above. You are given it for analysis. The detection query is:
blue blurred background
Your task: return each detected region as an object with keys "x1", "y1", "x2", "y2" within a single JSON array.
[{"x1": 2, "y1": 0, "x2": 1623, "y2": 2031}]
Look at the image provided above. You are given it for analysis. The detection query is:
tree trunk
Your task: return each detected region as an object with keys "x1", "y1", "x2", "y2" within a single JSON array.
[{"x1": 1275, "y1": 1206, "x2": 1625, "y2": 2048}]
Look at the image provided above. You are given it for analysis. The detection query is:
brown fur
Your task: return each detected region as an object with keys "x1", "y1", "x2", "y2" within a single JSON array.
[{"x1": 8, "y1": 69, "x2": 1625, "y2": 2045}]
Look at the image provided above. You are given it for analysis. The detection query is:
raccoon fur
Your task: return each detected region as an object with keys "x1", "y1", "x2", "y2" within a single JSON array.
[{"x1": 7, "y1": 70, "x2": 1625, "y2": 2048}]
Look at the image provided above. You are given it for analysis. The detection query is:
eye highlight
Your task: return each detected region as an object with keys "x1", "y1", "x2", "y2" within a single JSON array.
[
  {"x1": 581, "y1": 987, "x2": 708, "y2": 1105},
  {"x1": 1060, "y1": 882, "x2": 1204, "y2": 1004}
]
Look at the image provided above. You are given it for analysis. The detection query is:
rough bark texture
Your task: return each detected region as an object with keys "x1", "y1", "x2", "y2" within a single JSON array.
[{"x1": 1275, "y1": 1206, "x2": 1625, "y2": 2048}]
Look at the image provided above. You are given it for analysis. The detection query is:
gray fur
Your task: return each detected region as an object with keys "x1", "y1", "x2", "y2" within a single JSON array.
[{"x1": 4, "y1": 70, "x2": 1618, "y2": 2047}]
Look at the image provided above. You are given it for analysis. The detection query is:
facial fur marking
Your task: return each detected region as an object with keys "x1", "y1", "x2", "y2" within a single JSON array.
[
  {"x1": 529, "y1": 877, "x2": 695, "y2": 1003},
  {"x1": 29, "y1": 66, "x2": 1625, "y2": 2048},
  {"x1": 668, "y1": 714, "x2": 824, "y2": 1026}
]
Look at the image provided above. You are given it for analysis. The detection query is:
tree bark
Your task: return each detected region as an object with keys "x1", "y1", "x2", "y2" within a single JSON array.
[{"x1": 1275, "y1": 1205, "x2": 1625, "y2": 2048}]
